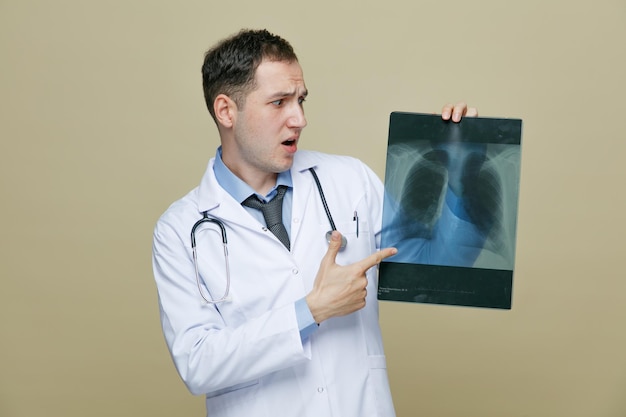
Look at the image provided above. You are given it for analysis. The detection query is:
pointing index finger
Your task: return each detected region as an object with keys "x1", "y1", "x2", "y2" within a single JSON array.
[{"x1": 356, "y1": 247, "x2": 397, "y2": 271}]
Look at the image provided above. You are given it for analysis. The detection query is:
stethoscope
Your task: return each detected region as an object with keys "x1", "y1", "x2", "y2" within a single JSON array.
[{"x1": 191, "y1": 167, "x2": 346, "y2": 304}]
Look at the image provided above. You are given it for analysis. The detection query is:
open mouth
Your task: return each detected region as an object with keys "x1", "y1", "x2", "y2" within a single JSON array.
[{"x1": 282, "y1": 139, "x2": 296, "y2": 146}]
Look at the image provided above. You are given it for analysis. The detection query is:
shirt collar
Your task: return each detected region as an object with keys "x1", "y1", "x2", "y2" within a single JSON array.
[{"x1": 213, "y1": 146, "x2": 293, "y2": 203}]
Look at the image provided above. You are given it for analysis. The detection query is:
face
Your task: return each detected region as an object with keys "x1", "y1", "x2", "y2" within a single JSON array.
[{"x1": 222, "y1": 59, "x2": 308, "y2": 187}]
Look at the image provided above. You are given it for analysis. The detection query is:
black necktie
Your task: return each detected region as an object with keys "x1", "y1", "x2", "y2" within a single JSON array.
[{"x1": 242, "y1": 185, "x2": 290, "y2": 250}]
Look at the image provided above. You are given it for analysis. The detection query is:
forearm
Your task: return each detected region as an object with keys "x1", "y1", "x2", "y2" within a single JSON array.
[{"x1": 162, "y1": 302, "x2": 309, "y2": 395}]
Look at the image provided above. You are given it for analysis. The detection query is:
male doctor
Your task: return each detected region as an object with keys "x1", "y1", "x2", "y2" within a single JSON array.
[{"x1": 152, "y1": 28, "x2": 476, "y2": 417}]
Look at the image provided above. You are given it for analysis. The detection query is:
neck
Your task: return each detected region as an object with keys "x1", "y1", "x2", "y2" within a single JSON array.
[
  {"x1": 246, "y1": 174, "x2": 278, "y2": 196},
  {"x1": 221, "y1": 156, "x2": 278, "y2": 196}
]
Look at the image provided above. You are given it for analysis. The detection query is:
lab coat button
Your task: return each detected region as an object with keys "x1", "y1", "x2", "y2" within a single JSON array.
[
  {"x1": 292, "y1": 268, "x2": 299, "y2": 275},
  {"x1": 293, "y1": 217, "x2": 300, "y2": 223},
  {"x1": 317, "y1": 387, "x2": 324, "y2": 393}
]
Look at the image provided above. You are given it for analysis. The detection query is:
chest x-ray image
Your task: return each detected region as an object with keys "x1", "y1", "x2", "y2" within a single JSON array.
[{"x1": 378, "y1": 113, "x2": 522, "y2": 309}]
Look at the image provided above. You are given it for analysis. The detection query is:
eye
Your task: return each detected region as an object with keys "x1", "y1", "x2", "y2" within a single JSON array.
[
  {"x1": 271, "y1": 99, "x2": 283, "y2": 106},
  {"x1": 298, "y1": 97, "x2": 306, "y2": 105}
]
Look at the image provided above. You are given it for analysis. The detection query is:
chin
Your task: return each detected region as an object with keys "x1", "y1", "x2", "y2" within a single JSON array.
[
  {"x1": 282, "y1": 153, "x2": 296, "y2": 165},
  {"x1": 278, "y1": 164, "x2": 294, "y2": 173},
  {"x1": 275, "y1": 159, "x2": 294, "y2": 173}
]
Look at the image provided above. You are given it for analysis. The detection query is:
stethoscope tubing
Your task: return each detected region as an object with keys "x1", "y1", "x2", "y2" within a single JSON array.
[
  {"x1": 190, "y1": 167, "x2": 340, "y2": 304},
  {"x1": 191, "y1": 214, "x2": 231, "y2": 304}
]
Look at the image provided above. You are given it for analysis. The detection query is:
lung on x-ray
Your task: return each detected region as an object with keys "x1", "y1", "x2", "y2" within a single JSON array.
[{"x1": 378, "y1": 112, "x2": 522, "y2": 309}]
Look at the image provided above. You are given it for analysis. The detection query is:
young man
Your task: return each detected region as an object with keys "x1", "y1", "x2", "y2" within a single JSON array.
[{"x1": 152, "y1": 29, "x2": 476, "y2": 417}]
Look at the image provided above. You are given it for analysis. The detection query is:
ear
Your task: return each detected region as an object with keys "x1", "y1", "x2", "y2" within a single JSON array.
[{"x1": 214, "y1": 94, "x2": 237, "y2": 129}]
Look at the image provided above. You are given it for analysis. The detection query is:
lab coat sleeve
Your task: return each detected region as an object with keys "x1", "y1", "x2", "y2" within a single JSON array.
[{"x1": 152, "y1": 217, "x2": 310, "y2": 396}]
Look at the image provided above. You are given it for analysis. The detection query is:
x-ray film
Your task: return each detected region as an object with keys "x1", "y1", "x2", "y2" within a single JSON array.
[{"x1": 378, "y1": 112, "x2": 522, "y2": 309}]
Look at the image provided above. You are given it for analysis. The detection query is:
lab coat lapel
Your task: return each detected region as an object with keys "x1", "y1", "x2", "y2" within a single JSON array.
[
  {"x1": 195, "y1": 158, "x2": 264, "y2": 232},
  {"x1": 196, "y1": 153, "x2": 324, "y2": 244},
  {"x1": 290, "y1": 152, "x2": 319, "y2": 252}
]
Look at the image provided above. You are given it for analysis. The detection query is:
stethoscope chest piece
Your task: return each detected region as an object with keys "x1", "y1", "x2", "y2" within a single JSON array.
[{"x1": 325, "y1": 230, "x2": 347, "y2": 250}]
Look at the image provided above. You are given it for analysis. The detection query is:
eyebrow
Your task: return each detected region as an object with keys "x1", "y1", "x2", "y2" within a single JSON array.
[{"x1": 268, "y1": 89, "x2": 308, "y2": 100}]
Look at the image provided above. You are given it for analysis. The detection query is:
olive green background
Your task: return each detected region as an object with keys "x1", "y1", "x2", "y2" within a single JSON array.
[{"x1": 1, "y1": 1, "x2": 625, "y2": 416}]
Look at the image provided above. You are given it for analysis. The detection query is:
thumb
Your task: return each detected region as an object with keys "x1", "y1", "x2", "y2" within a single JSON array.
[{"x1": 321, "y1": 231, "x2": 343, "y2": 266}]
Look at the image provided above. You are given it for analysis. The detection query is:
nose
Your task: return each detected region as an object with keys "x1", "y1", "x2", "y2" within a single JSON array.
[{"x1": 288, "y1": 105, "x2": 307, "y2": 129}]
